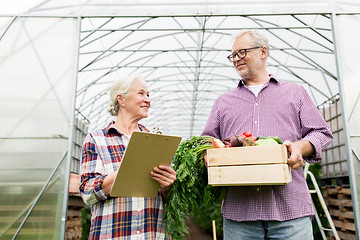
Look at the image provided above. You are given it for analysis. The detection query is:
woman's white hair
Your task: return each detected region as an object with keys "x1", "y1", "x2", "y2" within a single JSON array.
[
  {"x1": 232, "y1": 30, "x2": 270, "y2": 58},
  {"x1": 108, "y1": 72, "x2": 144, "y2": 116}
]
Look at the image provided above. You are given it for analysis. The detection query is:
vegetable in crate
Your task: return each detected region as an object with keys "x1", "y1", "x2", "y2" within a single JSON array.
[
  {"x1": 211, "y1": 137, "x2": 226, "y2": 148},
  {"x1": 230, "y1": 135, "x2": 245, "y2": 147},
  {"x1": 164, "y1": 136, "x2": 226, "y2": 239},
  {"x1": 243, "y1": 136, "x2": 256, "y2": 146},
  {"x1": 229, "y1": 131, "x2": 256, "y2": 147},
  {"x1": 256, "y1": 136, "x2": 283, "y2": 146},
  {"x1": 242, "y1": 131, "x2": 253, "y2": 138}
]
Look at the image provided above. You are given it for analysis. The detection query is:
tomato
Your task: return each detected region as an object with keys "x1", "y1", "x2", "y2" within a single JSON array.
[{"x1": 242, "y1": 131, "x2": 252, "y2": 138}]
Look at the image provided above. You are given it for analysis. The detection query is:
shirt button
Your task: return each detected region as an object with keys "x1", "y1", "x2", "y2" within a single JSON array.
[
  {"x1": 137, "y1": 230, "x2": 140, "y2": 234},
  {"x1": 255, "y1": 103, "x2": 258, "y2": 106},
  {"x1": 254, "y1": 121, "x2": 258, "y2": 124},
  {"x1": 257, "y1": 187, "x2": 260, "y2": 191}
]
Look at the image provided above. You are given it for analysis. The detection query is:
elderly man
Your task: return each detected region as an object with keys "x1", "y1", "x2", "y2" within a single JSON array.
[{"x1": 202, "y1": 30, "x2": 333, "y2": 240}]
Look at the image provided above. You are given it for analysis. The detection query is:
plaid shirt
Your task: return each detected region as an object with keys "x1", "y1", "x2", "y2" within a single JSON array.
[
  {"x1": 80, "y1": 122, "x2": 168, "y2": 240},
  {"x1": 202, "y1": 75, "x2": 333, "y2": 222}
]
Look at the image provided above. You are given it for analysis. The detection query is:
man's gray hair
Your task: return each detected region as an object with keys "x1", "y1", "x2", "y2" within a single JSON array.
[{"x1": 233, "y1": 30, "x2": 270, "y2": 58}]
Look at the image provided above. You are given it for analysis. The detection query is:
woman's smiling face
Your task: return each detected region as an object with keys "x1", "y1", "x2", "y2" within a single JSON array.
[{"x1": 121, "y1": 79, "x2": 151, "y2": 120}]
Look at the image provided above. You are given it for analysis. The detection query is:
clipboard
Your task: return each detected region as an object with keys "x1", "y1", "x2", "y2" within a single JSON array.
[{"x1": 109, "y1": 131, "x2": 181, "y2": 198}]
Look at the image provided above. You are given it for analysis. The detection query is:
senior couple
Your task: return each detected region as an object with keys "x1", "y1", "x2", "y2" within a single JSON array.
[{"x1": 79, "y1": 30, "x2": 333, "y2": 240}]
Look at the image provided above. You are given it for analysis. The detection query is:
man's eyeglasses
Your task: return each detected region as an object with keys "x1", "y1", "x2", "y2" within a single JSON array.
[{"x1": 227, "y1": 46, "x2": 262, "y2": 62}]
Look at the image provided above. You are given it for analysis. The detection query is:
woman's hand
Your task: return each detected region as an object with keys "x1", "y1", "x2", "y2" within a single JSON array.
[
  {"x1": 102, "y1": 170, "x2": 118, "y2": 196},
  {"x1": 151, "y1": 165, "x2": 177, "y2": 199}
]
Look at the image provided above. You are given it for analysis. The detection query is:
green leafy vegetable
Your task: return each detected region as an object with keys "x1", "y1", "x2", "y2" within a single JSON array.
[
  {"x1": 255, "y1": 138, "x2": 279, "y2": 146},
  {"x1": 272, "y1": 136, "x2": 283, "y2": 144},
  {"x1": 164, "y1": 136, "x2": 226, "y2": 239}
]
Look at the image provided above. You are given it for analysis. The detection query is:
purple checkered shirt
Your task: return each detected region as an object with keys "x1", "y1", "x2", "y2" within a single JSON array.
[{"x1": 202, "y1": 75, "x2": 333, "y2": 222}]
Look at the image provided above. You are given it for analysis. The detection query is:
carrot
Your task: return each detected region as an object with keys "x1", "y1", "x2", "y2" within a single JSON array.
[{"x1": 211, "y1": 137, "x2": 226, "y2": 148}]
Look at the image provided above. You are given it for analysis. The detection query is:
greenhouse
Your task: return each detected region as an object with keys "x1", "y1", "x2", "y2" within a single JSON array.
[{"x1": 0, "y1": 0, "x2": 359, "y2": 239}]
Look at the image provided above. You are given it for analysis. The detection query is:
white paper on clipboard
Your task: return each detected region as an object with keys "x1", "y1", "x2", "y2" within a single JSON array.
[{"x1": 109, "y1": 131, "x2": 181, "y2": 198}]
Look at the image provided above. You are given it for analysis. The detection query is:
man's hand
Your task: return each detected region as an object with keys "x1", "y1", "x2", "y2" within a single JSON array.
[{"x1": 283, "y1": 140, "x2": 314, "y2": 170}]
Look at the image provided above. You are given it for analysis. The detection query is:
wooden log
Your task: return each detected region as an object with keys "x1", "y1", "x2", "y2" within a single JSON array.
[
  {"x1": 68, "y1": 195, "x2": 86, "y2": 208},
  {"x1": 66, "y1": 218, "x2": 82, "y2": 229},
  {"x1": 329, "y1": 209, "x2": 354, "y2": 220},
  {"x1": 326, "y1": 187, "x2": 352, "y2": 196},
  {"x1": 333, "y1": 219, "x2": 356, "y2": 232},
  {"x1": 67, "y1": 208, "x2": 82, "y2": 218},
  {"x1": 336, "y1": 231, "x2": 357, "y2": 240},
  {"x1": 325, "y1": 198, "x2": 353, "y2": 210}
]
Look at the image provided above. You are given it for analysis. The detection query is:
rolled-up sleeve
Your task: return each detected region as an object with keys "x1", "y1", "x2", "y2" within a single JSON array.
[
  {"x1": 79, "y1": 133, "x2": 108, "y2": 205},
  {"x1": 299, "y1": 87, "x2": 333, "y2": 162}
]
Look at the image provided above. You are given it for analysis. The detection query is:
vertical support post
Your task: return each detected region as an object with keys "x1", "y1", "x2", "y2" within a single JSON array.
[
  {"x1": 60, "y1": 15, "x2": 82, "y2": 240},
  {"x1": 331, "y1": 12, "x2": 360, "y2": 238}
]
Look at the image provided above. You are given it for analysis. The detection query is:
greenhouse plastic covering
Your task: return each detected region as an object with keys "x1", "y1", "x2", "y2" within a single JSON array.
[{"x1": 0, "y1": 0, "x2": 359, "y2": 238}]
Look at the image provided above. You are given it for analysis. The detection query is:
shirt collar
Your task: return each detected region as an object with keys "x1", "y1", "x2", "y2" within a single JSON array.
[
  {"x1": 237, "y1": 74, "x2": 280, "y2": 88},
  {"x1": 104, "y1": 121, "x2": 116, "y2": 135},
  {"x1": 104, "y1": 121, "x2": 149, "y2": 135}
]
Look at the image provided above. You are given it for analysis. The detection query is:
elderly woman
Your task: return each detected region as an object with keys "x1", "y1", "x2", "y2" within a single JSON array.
[{"x1": 80, "y1": 73, "x2": 176, "y2": 239}]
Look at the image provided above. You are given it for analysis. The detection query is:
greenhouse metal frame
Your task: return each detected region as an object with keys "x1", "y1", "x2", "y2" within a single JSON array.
[{"x1": 0, "y1": 4, "x2": 359, "y2": 239}]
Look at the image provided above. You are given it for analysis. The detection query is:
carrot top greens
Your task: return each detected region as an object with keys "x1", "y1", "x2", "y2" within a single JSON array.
[{"x1": 164, "y1": 135, "x2": 226, "y2": 239}]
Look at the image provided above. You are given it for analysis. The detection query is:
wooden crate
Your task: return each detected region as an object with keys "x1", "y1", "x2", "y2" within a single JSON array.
[
  {"x1": 322, "y1": 186, "x2": 357, "y2": 240},
  {"x1": 207, "y1": 144, "x2": 292, "y2": 186},
  {"x1": 66, "y1": 194, "x2": 86, "y2": 240}
]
